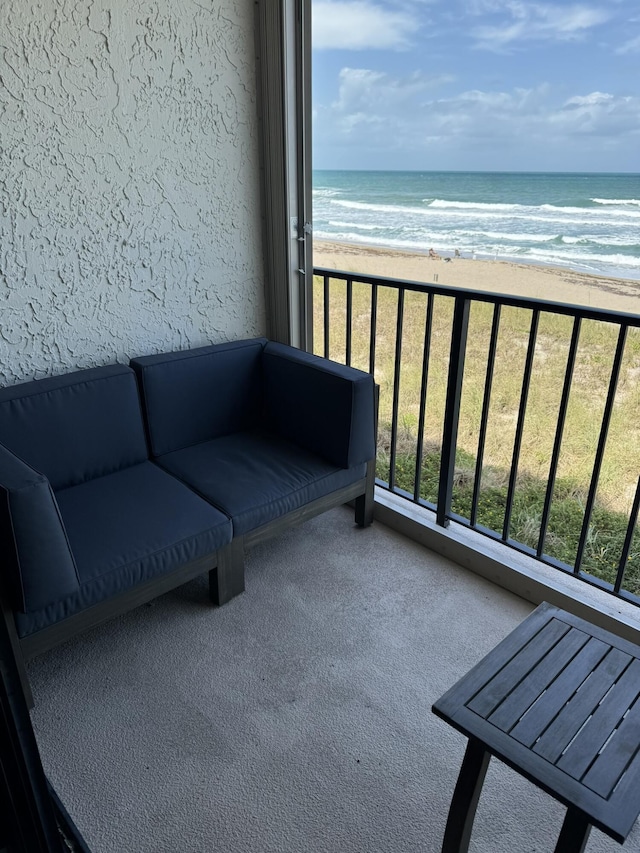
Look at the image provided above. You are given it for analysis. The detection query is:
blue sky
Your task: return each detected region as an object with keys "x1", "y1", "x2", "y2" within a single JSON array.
[{"x1": 312, "y1": 0, "x2": 640, "y2": 172}]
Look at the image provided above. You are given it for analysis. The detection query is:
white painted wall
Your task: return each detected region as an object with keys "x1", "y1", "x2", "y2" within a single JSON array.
[{"x1": 0, "y1": 0, "x2": 265, "y2": 384}]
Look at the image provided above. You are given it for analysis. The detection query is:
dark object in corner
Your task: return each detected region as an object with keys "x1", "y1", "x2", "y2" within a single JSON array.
[{"x1": 0, "y1": 595, "x2": 90, "y2": 851}]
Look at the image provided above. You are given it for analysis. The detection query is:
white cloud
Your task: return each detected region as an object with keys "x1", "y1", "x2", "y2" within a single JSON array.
[
  {"x1": 564, "y1": 92, "x2": 614, "y2": 107},
  {"x1": 470, "y1": 2, "x2": 610, "y2": 50},
  {"x1": 616, "y1": 34, "x2": 640, "y2": 54},
  {"x1": 557, "y1": 92, "x2": 640, "y2": 135},
  {"x1": 316, "y1": 67, "x2": 640, "y2": 156},
  {"x1": 332, "y1": 67, "x2": 451, "y2": 112},
  {"x1": 312, "y1": 1, "x2": 416, "y2": 50}
]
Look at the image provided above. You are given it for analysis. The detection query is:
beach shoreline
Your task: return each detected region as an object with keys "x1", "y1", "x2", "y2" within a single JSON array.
[{"x1": 313, "y1": 239, "x2": 640, "y2": 315}]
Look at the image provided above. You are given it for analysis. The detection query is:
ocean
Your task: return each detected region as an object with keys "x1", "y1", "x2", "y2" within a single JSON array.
[{"x1": 312, "y1": 170, "x2": 640, "y2": 282}]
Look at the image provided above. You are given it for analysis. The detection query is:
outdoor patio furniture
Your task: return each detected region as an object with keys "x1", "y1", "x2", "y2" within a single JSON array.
[
  {"x1": 0, "y1": 338, "x2": 376, "y2": 704},
  {"x1": 433, "y1": 601, "x2": 640, "y2": 852}
]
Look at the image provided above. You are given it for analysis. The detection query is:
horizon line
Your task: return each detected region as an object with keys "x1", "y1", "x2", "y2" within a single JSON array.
[{"x1": 312, "y1": 167, "x2": 640, "y2": 176}]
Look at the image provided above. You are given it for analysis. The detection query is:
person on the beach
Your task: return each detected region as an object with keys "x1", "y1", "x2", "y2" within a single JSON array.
[{"x1": 429, "y1": 248, "x2": 440, "y2": 259}]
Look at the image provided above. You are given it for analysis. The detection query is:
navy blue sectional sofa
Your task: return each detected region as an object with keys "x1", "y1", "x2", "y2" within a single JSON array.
[{"x1": 0, "y1": 338, "x2": 375, "y2": 702}]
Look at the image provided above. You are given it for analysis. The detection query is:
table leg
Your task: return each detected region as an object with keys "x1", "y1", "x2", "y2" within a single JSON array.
[
  {"x1": 554, "y1": 807, "x2": 592, "y2": 853},
  {"x1": 441, "y1": 737, "x2": 491, "y2": 853}
]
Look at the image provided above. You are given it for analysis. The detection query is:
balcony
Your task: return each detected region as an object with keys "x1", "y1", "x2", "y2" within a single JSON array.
[
  {"x1": 311, "y1": 266, "x2": 640, "y2": 610},
  {"x1": 18, "y1": 267, "x2": 640, "y2": 852},
  {"x1": 25, "y1": 504, "x2": 640, "y2": 852}
]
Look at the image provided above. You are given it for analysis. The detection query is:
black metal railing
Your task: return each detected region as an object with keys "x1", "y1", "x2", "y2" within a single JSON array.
[{"x1": 310, "y1": 266, "x2": 640, "y2": 606}]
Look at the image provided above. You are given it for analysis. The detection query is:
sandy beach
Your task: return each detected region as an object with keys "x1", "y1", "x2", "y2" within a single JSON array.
[{"x1": 313, "y1": 240, "x2": 640, "y2": 316}]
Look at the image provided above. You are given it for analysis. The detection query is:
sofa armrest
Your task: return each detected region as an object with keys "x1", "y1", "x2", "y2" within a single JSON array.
[
  {"x1": 262, "y1": 343, "x2": 376, "y2": 469},
  {"x1": 0, "y1": 443, "x2": 79, "y2": 614}
]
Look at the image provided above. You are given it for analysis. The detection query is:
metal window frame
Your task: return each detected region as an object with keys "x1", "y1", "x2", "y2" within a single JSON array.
[{"x1": 255, "y1": 0, "x2": 312, "y2": 348}]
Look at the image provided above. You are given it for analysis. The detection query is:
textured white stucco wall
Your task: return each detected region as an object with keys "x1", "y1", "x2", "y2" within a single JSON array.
[{"x1": 0, "y1": 0, "x2": 265, "y2": 383}]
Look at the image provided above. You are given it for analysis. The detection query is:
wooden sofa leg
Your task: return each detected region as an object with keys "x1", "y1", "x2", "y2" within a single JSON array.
[
  {"x1": 355, "y1": 457, "x2": 375, "y2": 528},
  {"x1": 355, "y1": 384, "x2": 378, "y2": 529},
  {"x1": 209, "y1": 537, "x2": 245, "y2": 606}
]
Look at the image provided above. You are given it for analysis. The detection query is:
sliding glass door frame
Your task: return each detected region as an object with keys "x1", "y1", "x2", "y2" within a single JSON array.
[{"x1": 256, "y1": 0, "x2": 313, "y2": 349}]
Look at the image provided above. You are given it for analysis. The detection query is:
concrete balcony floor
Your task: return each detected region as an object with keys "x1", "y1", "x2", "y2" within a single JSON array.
[{"x1": 28, "y1": 506, "x2": 640, "y2": 853}]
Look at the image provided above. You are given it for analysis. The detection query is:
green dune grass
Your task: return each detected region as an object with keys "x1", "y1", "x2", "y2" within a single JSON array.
[{"x1": 313, "y1": 276, "x2": 640, "y2": 597}]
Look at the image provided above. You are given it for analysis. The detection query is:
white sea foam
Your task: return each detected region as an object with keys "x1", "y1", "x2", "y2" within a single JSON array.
[
  {"x1": 331, "y1": 199, "x2": 434, "y2": 217},
  {"x1": 526, "y1": 248, "x2": 640, "y2": 270},
  {"x1": 540, "y1": 203, "x2": 640, "y2": 219},
  {"x1": 592, "y1": 198, "x2": 640, "y2": 207},
  {"x1": 313, "y1": 171, "x2": 640, "y2": 281},
  {"x1": 328, "y1": 220, "x2": 386, "y2": 231},
  {"x1": 313, "y1": 187, "x2": 343, "y2": 198},
  {"x1": 426, "y1": 199, "x2": 522, "y2": 211}
]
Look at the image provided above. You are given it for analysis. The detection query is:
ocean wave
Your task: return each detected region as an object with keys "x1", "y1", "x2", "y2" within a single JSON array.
[
  {"x1": 317, "y1": 218, "x2": 640, "y2": 252},
  {"x1": 525, "y1": 248, "x2": 640, "y2": 270},
  {"x1": 313, "y1": 187, "x2": 343, "y2": 198},
  {"x1": 426, "y1": 199, "x2": 522, "y2": 211},
  {"x1": 478, "y1": 230, "x2": 558, "y2": 243},
  {"x1": 539, "y1": 203, "x2": 640, "y2": 219},
  {"x1": 322, "y1": 199, "x2": 640, "y2": 229},
  {"x1": 314, "y1": 230, "x2": 443, "y2": 253},
  {"x1": 332, "y1": 197, "x2": 536, "y2": 218},
  {"x1": 592, "y1": 198, "x2": 640, "y2": 207},
  {"x1": 476, "y1": 232, "x2": 638, "y2": 249},
  {"x1": 559, "y1": 235, "x2": 640, "y2": 249},
  {"x1": 312, "y1": 171, "x2": 640, "y2": 281},
  {"x1": 314, "y1": 228, "x2": 640, "y2": 277},
  {"x1": 331, "y1": 199, "x2": 419, "y2": 215},
  {"x1": 328, "y1": 220, "x2": 387, "y2": 231}
]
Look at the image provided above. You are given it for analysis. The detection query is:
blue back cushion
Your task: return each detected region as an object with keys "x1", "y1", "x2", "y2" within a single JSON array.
[
  {"x1": 262, "y1": 343, "x2": 376, "y2": 469},
  {"x1": 0, "y1": 365, "x2": 149, "y2": 490},
  {"x1": 130, "y1": 339, "x2": 267, "y2": 457}
]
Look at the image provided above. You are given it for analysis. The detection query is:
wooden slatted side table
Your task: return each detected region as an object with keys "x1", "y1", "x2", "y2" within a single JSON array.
[{"x1": 432, "y1": 602, "x2": 640, "y2": 853}]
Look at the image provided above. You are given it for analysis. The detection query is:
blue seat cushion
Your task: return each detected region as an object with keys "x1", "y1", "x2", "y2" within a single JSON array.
[
  {"x1": 15, "y1": 462, "x2": 232, "y2": 638},
  {"x1": 155, "y1": 430, "x2": 367, "y2": 536}
]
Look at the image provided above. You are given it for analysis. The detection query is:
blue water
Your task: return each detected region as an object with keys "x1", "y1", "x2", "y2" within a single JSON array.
[{"x1": 313, "y1": 170, "x2": 640, "y2": 282}]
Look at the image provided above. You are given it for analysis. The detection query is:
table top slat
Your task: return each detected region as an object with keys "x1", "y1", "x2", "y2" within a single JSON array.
[
  {"x1": 533, "y1": 647, "x2": 631, "y2": 764},
  {"x1": 488, "y1": 627, "x2": 590, "y2": 733},
  {"x1": 510, "y1": 636, "x2": 611, "y2": 748},
  {"x1": 557, "y1": 658, "x2": 640, "y2": 782},
  {"x1": 466, "y1": 619, "x2": 570, "y2": 719},
  {"x1": 433, "y1": 604, "x2": 558, "y2": 720},
  {"x1": 583, "y1": 698, "x2": 640, "y2": 799}
]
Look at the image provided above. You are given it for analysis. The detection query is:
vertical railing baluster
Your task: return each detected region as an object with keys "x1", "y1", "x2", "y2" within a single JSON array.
[
  {"x1": 323, "y1": 275, "x2": 330, "y2": 359},
  {"x1": 369, "y1": 284, "x2": 378, "y2": 376},
  {"x1": 574, "y1": 324, "x2": 628, "y2": 574},
  {"x1": 414, "y1": 294, "x2": 434, "y2": 503},
  {"x1": 537, "y1": 317, "x2": 582, "y2": 558},
  {"x1": 388, "y1": 289, "x2": 405, "y2": 492},
  {"x1": 313, "y1": 263, "x2": 640, "y2": 607},
  {"x1": 305, "y1": 270, "x2": 314, "y2": 354},
  {"x1": 437, "y1": 297, "x2": 471, "y2": 528},
  {"x1": 470, "y1": 304, "x2": 501, "y2": 527},
  {"x1": 503, "y1": 309, "x2": 540, "y2": 542},
  {"x1": 614, "y1": 477, "x2": 640, "y2": 594},
  {"x1": 345, "y1": 278, "x2": 353, "y2": 367}
]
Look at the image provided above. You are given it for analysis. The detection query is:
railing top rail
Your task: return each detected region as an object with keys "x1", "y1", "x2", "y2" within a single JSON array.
[{"x1": 314, "y1": 266, "x2": 640, "y2": 328}]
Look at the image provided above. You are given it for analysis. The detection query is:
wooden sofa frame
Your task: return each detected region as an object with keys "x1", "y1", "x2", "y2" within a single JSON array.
[{"x1": 3, "y1": 458, "x2": 375, "y2": 708}]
